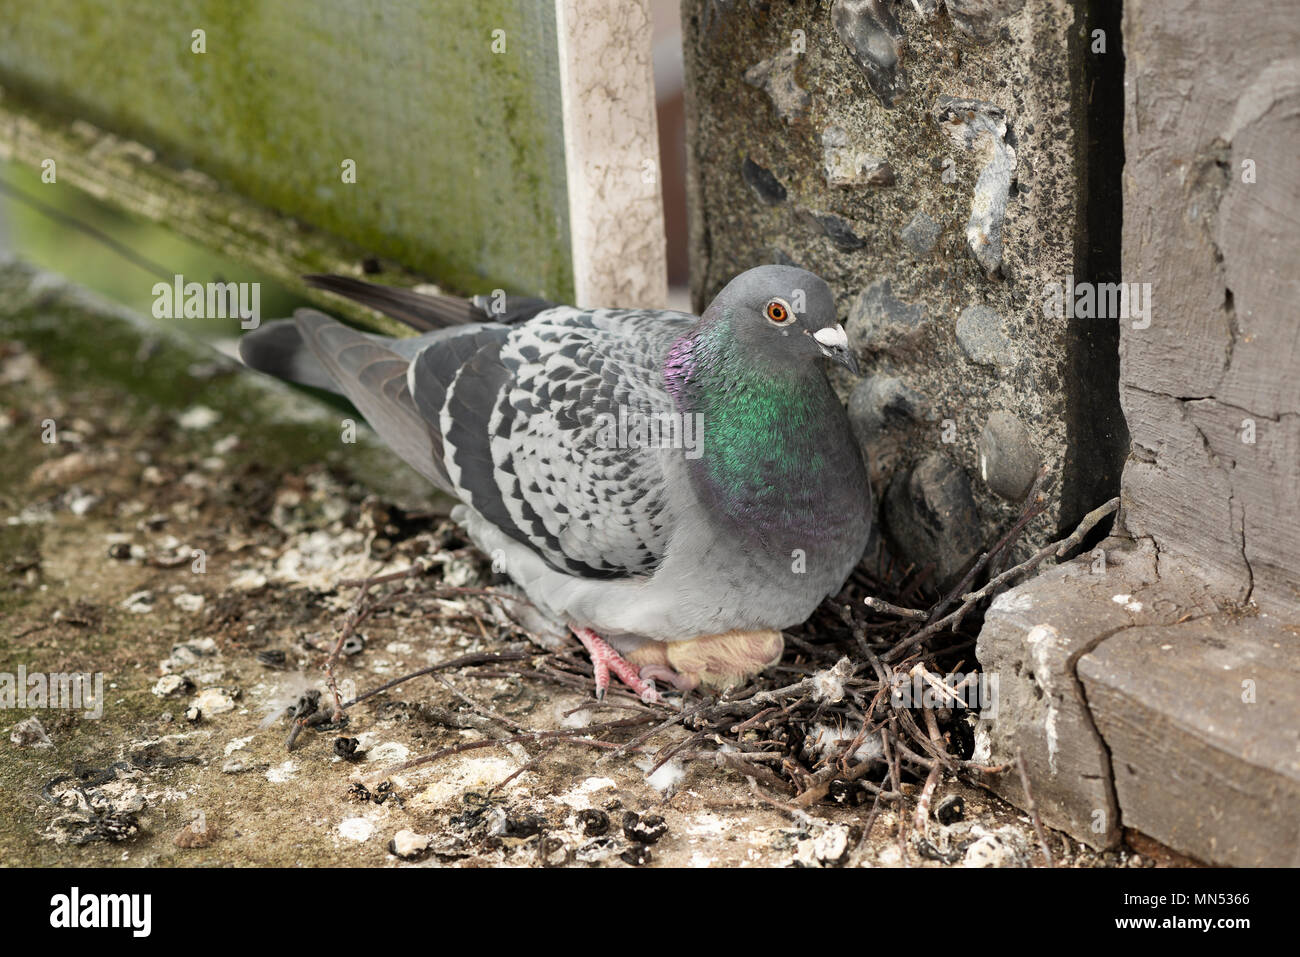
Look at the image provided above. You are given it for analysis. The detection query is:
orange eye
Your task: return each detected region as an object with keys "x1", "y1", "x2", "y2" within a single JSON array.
[{"x1": 765, "y1": 300, "x2": 789, "y2": 323}]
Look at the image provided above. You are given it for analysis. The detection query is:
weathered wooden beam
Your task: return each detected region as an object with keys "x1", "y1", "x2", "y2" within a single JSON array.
[
  {"x1": 1120, "y1": 0, "x2": 1300, "y2": 618},
  {"x1": 0, "y1": 91, "x2": 413, "y2": 336},
  {"x1": 0, "y1": 0, "x2": 575, "y2": 302}
]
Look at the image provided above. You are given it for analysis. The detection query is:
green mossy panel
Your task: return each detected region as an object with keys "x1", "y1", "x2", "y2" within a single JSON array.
[{"x1": 0, "y1": 0, "x2": 573, "y2": 301}]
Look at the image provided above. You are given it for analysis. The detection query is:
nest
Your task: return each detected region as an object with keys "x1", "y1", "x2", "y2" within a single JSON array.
[{"x1": 285, "y1": 469, "x2": 1117, "y2": 863}]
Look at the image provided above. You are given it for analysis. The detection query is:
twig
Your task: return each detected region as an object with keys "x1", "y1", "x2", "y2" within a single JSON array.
[
  {"x1": 863, "y1": 596, "x2": 929, "y2": 621},
  {"x1": 884, "y1": 495, "x2": 1120, "y2": 664},
  {"x1": 912, "y1": 709, "x2": 944, "y2": 829},
  {"x1": 599, "y1": 701, "x2": 710, "y2": 763},
  {"x1": 368, "y1": 715, "x2": 655, "y2": 783},
  {"x1": 927, "y1": 466, "x2": 1052, "y2": 625},
  {"x1": 341, "y1": 651, "x2": 529, "y2": 708},
  {"x1": 432, "y1": 674, "x2": 527, "y2": 733}
]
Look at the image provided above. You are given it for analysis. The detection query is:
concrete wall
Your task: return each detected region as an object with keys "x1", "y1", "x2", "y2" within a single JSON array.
[{"x1": 683, "y1": 0, "x2": 1127, "y2": 585}]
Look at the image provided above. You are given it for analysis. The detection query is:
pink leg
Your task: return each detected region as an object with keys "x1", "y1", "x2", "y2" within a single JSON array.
[{"x1": 572, "y1": 627, "x2": 663, "y2": 705}]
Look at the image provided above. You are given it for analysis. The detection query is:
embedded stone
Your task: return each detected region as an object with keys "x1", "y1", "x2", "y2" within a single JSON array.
[
  {"x1": 831, "y1": 0, "x2": 905, "y2": 108},
  {"x1": 744, "y1": 51, "x2": 811, "y2": 123},
  {"x1": 979, "y1": 412, "x2": 1039, "y2": 500},
  {"x1": 809, "y1": 212, "x2": 866, "y2": 251},
  {"x1": 900, "y1": 210, "x2": 941, "y2": 256},
  {"x1": 932, "y1": 96, "x2": 1016, "y2": 276},
  {"x1": 946, "y1": 0, "x2": 1026, "y2": 41},
  {"x1": 848, "y1": 375, "x2": 929, "y2": 444},
  {"x1": 882, "y1": 452, "x2": 983, "y2": 587},
  {"x1": 741, "y1": 157, "x2": 787, "y2": 204},
  {"x1": 821, "y1": 127, "x2": 895, "y2": 187},
  {"x1": 845, "y1": 279, "x2": 928, "y2": 355},
  {"x1": 955, "y1": 304, "x2": 1012, "y2": 366}
]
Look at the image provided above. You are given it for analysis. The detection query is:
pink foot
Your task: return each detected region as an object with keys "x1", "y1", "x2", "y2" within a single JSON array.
[
  {"x1": 572, "y1": 628, "x2": 663, "y2": 705},
  {"x1": 637, "y1": 664, "x2": 699, "y2": 692}
]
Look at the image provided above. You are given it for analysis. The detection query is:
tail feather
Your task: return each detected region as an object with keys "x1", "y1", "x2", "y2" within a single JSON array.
[
  {"x1": 238, "y1": 320, "x2": 338, "y2": 392},
  {"x1": 304, "y1": 275, "x2": 478, "y2": 331},
  {"x1": 238, "y1": 309, "x2": 452, "y2": 490},
  {"x1": 304, "y1": 274, "x2": 558, "y2": 331},
  {"x1": 291, "y1": 309, "x2": 452, "y2": 489}
]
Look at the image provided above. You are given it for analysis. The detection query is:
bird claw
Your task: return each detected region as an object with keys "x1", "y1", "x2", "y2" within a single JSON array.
[{"x1": 572, "y1": 628, "x2": 663, "y2": 705}]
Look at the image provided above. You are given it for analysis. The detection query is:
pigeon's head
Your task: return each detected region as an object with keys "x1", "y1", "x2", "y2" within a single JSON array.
[{"x1": 705, "y1": 265, "x2": 858, "y2": 375}]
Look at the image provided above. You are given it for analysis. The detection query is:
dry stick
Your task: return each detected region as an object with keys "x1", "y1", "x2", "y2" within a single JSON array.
[
  {"x1": 964, "y1": 496, "x2": 1123, "y2": 607},
  {"x1": 489, "y1": 747, "x2": 550, "y2": 794},
  {"x1": 716, "y1": 751, "x2": 793, "y2": 795},
  {"x1": 367, "y1": 714, "x2": 655, "y2": 783},
  {"x1": 859, "y1": 791, "x2": 884, "y2": 849},
  {"x1": 883, "y1": 496, "x2": 1121, "y2": 664},
  {"x1": 793, "y1": 748, "x2": 904, "y2": 808},
  {"x1": 1017, "y1": 748, "x2": 1055, "y2": 867},
  {"x1": 912, "y1": 709, "x2": 945, "y2": 829},
  {"x1": 341, "y1": 651, "x2": 529, "y2": 709},
  {"x1": 881, "y1": 724, "x2": 902, "y2": 798},
  {"x1": 562, "y1": 700, "x2": 651, "y2": 718},
  {"x1": 419, "y1": 705, "x2": 497, "y2": 732},
  {"x1": 600, "y1": 701, "x2": 710, "y2": 763},
  {"x1": 286, "y1": 587, "x2": 375, "y2": 750},
  {"x1": 929, "y1": 466, "x2": 1052, "y2": 623},
  {"x1": 432, "y1": 674, "x2": 528, "y2": 733},
  {"x1": 868, "y1": 470, "x2": 1051, "y2": 650},
  {"x1": 863, "y1": 597, "x2": 929, "y2": 621},
  {"x1": 647, "y1": 729, "x2": 710, "y2": 775},
  {"x1": 729, "y1": 706, "x2": 781, "y2": 734},
  {"x1": 323, "y1": 589, "x2": 377, "y2": 721},
  {"x1": 336, "y1": 561, "x2": 432, "y2": 589}
]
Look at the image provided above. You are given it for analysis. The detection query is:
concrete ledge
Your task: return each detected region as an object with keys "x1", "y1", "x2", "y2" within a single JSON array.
[
  {"x1": 976, "y1": 533, "x2": 1300, "y2": 864},
  {"x1": 1079, "y1": 616, "x2": 1300, "y2": 867},
  {"x1": 975, "y1": 536, "x2": 1166, "y2": 848}
]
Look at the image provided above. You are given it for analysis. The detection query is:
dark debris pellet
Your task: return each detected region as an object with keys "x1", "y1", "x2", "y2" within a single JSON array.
[
  {"x1": 373, "y1": 780, "x2": 402, "y2": 807},
  {"x1": 577, "y1": 808, "x2": 609, "y2": 837},
  {"x1": 622, "y1": 812, "x2": 668, "y2": 845},
  {"x1": 936, "y1": 794, "x2": 965, "y2": 824},
  {"x1": 620, "y1": 844, "x2": 652, "y2": 866},
  {"x1": 502, "y1": 813, "x2": 546, "y2": 839},
  {"x1": 288, "y1": 690, "x2": 320, "y2": 719},
  {"x1": 741, "y1": 156, "x2": 787, "y2": 204},
  {"x1": 347, "y1": 782, "x2": 372, "y2": 803}
]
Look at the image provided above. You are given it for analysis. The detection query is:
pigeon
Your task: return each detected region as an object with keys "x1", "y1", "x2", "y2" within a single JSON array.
[{"x1": 239, "y1": 265, "x2": 872, "y2": 703}]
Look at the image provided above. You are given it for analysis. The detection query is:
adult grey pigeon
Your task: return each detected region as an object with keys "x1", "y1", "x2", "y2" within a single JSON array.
[{"x1": 239, "y1": 266, "x2": 872, "y2": 703}]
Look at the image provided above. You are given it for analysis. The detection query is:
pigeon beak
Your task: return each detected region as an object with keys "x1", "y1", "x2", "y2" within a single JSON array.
[{"x1": 813, "y1": 324, "x2": 859, "y2": 375}]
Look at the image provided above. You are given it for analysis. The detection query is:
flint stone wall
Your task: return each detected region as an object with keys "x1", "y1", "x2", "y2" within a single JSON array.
[{"x1": 683, "y1": 0, "x2": 1126, "y2": 584}]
